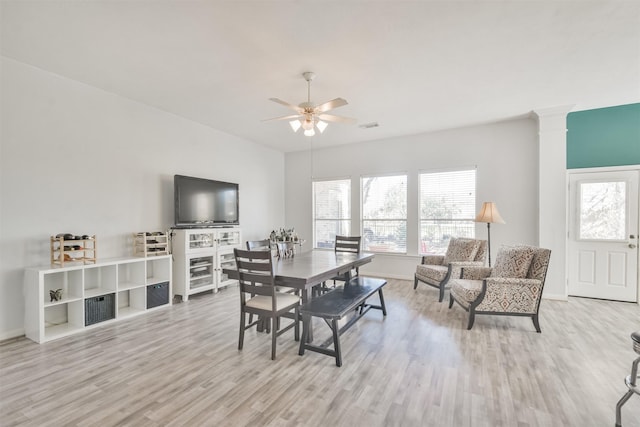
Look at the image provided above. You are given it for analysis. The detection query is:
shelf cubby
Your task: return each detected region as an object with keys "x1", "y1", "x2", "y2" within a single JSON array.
[
  {"x1": 117, "y1": 260, "x2": 146, "y2": 291},
  {"x1": 147, "y1": 257, "x2": 171, "y2": 284},
  {"x1": 44, "y1": 300, "x2": 84, "y2": 341},
  {"x1": 43, "y1": 269, "x2": 83, "y2": 306},
  {"x1": 84, "y1": 264, "x2": 117, "y2": 298},
  {"x1": 117, "y1": 288, "x2": 146, "y2": 319}
]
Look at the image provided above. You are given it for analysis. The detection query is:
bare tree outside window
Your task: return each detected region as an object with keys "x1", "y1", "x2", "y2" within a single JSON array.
[
  {"x1": 419, "y1": 169, "x2": 476, "y2": 255},
  {"x1": 313, "y1": 179, "x2": 351, "y2": 248},
  {"x1": 579, "y1": 181, "x2": 626, "y2": 240},
  {"x1": 361, "y1": 175, "x2": 407, "y2": 253}
]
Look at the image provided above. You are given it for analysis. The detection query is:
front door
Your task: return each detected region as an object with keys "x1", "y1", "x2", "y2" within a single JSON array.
[{"x1": 568, "y1": 170, "x2": 639, "y2": 302}]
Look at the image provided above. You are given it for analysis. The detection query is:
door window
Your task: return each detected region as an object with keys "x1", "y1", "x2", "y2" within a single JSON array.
[{"x1": 578, "y1": 181, "x2": 626, "y2": 241}]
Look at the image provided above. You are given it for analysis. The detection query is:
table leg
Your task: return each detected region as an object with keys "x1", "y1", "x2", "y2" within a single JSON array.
[
  {"x1": 298, "y1": 313, "x2": 310, "y2": 356},
  {"x1": 302, "y1": 286, "x2": 313, "y2": 342}
]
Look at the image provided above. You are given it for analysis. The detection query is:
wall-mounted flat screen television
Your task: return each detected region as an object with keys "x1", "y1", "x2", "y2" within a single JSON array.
[{"x1": 174, "y1": 175, "x2": 239, "y2": 227}]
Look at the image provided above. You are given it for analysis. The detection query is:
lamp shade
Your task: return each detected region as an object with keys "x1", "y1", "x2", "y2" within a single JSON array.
[
  {"x1": 475, "y1": 202, "x2": 506, "y2": 224},
  {"x1": 289, "y1": 120, "x2": 301, "y2": 132}
]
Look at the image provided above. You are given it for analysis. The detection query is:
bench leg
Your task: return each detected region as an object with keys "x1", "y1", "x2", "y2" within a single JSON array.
[
  {"x1": 378, "y1": 289, "x2": 387, "y2": 316},
  {"x1": 331, "y1": 318, "x2": 342, "y2": 367}
]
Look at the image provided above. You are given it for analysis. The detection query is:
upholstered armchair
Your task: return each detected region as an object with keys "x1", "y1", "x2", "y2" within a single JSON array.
[
  {"x1": 414, "y1": 238, "x2": 487, "y2": 302},
  {"x1": 448, "y1": 245, "x2": 551, "y2": 332}
]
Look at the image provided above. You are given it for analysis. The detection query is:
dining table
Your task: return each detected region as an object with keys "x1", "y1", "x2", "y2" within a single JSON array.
[{"x1": 223, "y1": 249, "x2": 375, "y2": 340}]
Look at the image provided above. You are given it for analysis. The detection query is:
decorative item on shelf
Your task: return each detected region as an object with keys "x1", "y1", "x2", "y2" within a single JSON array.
[
  {"x1": 50, "y1": 234, "x2": 97, "y2": 266},
  {"x1": 133, "y1": 231, "x2": 169, "y2": 257},
  {"x1": 49, "y1": 289, "x2": 62, "y2": 302},
  {"x1": 475, "y1": 202, "x2": 506, "y2": 267}
]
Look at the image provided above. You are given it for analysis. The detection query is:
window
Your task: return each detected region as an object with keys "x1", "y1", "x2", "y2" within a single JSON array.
[
  {"x1": 419, "y1": 169, "x2": 476, "y2": 255},
  {"x1": 313, "y1": 179, "x2": 351, "y2": 249},
  {"x1": 579, "y1": 180, "x2": 626, "y2": 240},
  {"x1": 361, "y1": 174, "x2": 407, "y2": 253}
]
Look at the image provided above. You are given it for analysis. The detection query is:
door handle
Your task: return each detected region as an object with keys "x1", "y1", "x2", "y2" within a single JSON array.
[{"x1": 630, "y1": 244, "x2": 638, "y2": 249}]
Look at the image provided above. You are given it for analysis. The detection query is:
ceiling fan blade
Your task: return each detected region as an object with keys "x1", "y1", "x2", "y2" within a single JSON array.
[
  {"x1": 262, "y1": 114, "x2": 303, "y2": 122},
  {"x1": 315, "y1": 98, "x2": 348, "y2": 113},
  {"x1": 318, "y1": 113, "x2": 356, "y2": 124},
  {"x1": 269, "y1": 98, "x2": 303, "y2": 113}
]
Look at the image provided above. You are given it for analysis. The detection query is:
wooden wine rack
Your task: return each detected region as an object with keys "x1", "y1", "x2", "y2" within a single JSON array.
[
  {"x1": 50, "y1": 235, "x2": 97, "y2": 266},
  {"x1": 133, "y1": 232, "x2": 169, "y2": 257}
]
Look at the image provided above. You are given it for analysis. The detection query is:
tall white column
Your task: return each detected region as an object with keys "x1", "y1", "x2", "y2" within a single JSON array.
[{"x1": 533, "y1": 105, "x2": 573, "y2": 300}]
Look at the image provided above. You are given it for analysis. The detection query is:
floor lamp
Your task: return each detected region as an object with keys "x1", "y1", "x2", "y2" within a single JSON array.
[{"x1": 475, "y1": 202, "x2": 506, "y2": 267}]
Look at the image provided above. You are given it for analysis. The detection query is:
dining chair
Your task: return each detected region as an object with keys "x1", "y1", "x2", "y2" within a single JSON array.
[
  {"x1": 335, "y1": 235, "x2": 361, "y2": 279},
  {"x1": 246, "y1": 239, "x2": 271, "y2": 251},
  {"x1": 234, "y1": 248, "x2": 300, "y2": 360},
  {"x1": 317, "y1": 235, "x2": 362, "y2": 295},
  {"x1": 245, "y1": 239, "x2": 272, "y2": 326}
]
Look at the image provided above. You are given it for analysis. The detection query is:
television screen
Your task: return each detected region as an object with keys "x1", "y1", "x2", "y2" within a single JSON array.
[{"x1": 174, "y1": 175, "x2": 239, "y2": 227}]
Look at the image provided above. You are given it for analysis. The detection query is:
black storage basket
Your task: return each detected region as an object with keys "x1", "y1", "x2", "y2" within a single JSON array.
[
  {"x1": 147, "y1": 281, "x2": 169, "y2": 309},
  {"x1": 85, "y1": 293, "x2": 115, "y2": 326}
]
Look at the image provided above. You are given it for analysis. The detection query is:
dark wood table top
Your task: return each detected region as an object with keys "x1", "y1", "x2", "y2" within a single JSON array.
[{"x1": 224, "y1": 250, "x2": 374, "y2": 291}]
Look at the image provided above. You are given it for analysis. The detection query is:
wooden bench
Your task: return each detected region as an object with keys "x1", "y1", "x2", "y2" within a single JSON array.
[{"x1": 298, "y1": 276, "x2": 387, "y2": 367}]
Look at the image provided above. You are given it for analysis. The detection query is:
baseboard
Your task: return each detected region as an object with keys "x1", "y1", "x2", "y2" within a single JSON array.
[
  {"x1": 0, "y1": 328, "x2": 25, "y2": 343},
  {"x1": 361, "y1": 271, "x2": 413, "y2": 281},
  {"x1": 542, "y1": 293, "x2": 568, "y2": 301}
]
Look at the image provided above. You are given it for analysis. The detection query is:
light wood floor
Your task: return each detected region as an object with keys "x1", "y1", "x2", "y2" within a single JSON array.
[{"x1": 1, "y1": 279, "x2": 639, "y2": 426}]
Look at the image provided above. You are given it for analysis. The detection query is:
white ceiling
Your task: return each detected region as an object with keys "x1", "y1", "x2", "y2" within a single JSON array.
[{"x1": 2, "y1": 1, "x2": 639, "y2": 153}]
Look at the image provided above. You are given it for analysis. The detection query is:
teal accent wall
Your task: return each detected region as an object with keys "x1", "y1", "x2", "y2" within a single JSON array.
[{"x1": 567, "y1": 103, "x2": 640, "y2": 169}]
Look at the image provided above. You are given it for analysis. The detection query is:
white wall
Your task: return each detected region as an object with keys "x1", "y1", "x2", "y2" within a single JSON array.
[
  {"x1": 285, "y1": 118, "x2": 540, "y2": 281},
  {"x1": 0, "y1": 57, "x2": 285, "y2": 339}
]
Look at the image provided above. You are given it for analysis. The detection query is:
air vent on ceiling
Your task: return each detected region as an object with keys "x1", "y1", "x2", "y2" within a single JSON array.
[{"x1": 359, "y1": 122, "x2": 379, "y2": 129}]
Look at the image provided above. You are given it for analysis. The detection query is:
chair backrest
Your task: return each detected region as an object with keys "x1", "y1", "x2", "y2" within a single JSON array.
[
  {"x1": 246, "y1": 239, "x2": 271, "y2": 251},
  {"x1": 526, "y1": 246, "x2": 552, "y2": 282},
  {"x1": 234, "y1": 248, "x2": 275, "y2": 299},
  {"x1": 335, "y1": 235, "x2": 361, "y2": 254},
  {"x1": 276, "y1": 241, "x2": 295, "y2": 258},
  {"x1": 473, "y1": 240, "x2": 488, "y2": 262},
  {"x1": 444, "y1": 237, "x2": 486, "y2": 265}
]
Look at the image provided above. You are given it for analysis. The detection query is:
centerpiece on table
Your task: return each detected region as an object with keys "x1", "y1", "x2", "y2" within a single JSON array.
[{"x1": 270, "y1": 227, "x2": 300, "y2": 243}]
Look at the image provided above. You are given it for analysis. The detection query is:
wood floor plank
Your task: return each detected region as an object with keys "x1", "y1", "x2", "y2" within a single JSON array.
[{"x1": 1, "y1": 279, "x2": 639, "y2": 426}]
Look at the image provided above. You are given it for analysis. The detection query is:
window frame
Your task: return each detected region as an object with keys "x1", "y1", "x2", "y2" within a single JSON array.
[
  {"x1": 418, "y1": 167, "x2": 477, "y2": 255},
  {"x1": 312, "y1": 177, "x2": 352, "y2": 249},
  {"x1": 360, "y1": 172, "x2": 408, "y2": 254}
]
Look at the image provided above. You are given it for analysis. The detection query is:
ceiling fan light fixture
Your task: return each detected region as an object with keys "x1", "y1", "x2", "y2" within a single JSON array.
[
  {"x1": 265, "y1": 71, "x2": 355, "y2": 138},
  {"x1": 289, "y1": 120, "x2": 301, "y2": 132},
  {"x1": 316, "y1": 120, "x2": 328, "y2": 133},
  {"x1": 302, "y1": 119, "x2": 314, "y2": 131}
]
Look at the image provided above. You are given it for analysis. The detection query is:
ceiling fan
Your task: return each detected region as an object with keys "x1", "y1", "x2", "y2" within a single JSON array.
[{"x1": 264, "y1": 71, "x2": 356, "y2": 136}]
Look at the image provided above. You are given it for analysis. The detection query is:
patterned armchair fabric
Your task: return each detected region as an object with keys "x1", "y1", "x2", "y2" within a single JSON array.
[
  {"x1": 414, "y1": 238, "x2": 488, "y2": 302},
  {"x1": 448, "y1": 245, "x2": 551, "y2": 332}
]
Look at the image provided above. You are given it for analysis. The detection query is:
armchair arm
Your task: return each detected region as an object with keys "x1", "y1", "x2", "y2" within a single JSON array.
[
  {"x1": 477, "y1": 278, "x2": 544, "y2": 313},
  {"x1": 448, "y1": 261, "x2": 486, "y2": 280},
  {"x1": 460, "y1": 266, "x2": 492, "y2": 280},
  {"x1": 421, "y1": 255, "x2": 444, "y2": 265}
]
